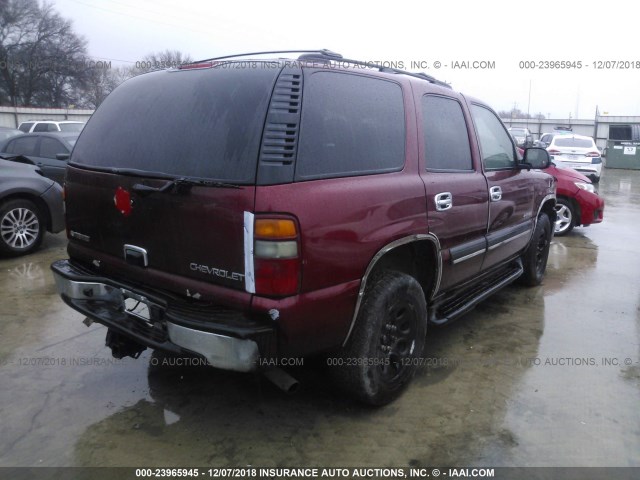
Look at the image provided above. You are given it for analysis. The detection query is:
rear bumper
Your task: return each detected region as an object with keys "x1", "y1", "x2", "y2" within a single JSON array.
[{"x1": 51, "y1": 259, "x2": 274, "y2": 372}]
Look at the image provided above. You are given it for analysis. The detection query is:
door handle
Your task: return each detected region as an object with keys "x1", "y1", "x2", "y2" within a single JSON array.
[
  {"x1": 434, "y1": 192, "x2": 453, "y2": 211},
  {"x1": 490, "y1": 186, "x2": 502, "y2": 202}
]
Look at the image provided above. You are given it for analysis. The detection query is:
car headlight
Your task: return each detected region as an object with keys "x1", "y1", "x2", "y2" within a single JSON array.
[{"x1": 575, "y1": 182, "x2": 595, "y2": 193}]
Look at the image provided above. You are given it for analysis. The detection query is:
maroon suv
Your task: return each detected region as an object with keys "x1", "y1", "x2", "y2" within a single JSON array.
[{"x1": 52, "y1": 50, "x2": 556, "y2": 405}]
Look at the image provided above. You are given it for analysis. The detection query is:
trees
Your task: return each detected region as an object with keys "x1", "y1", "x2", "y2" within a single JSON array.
[
  {"x1": 0, "y1": 0, "x2": 91, "y2": 108},
  {"x1": 0, "y1": 0, "x2": 194, "y2": 109}
]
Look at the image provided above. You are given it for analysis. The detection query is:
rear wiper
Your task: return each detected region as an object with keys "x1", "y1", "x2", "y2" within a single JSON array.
[{"x1": 132, "y1": 177, "x2": 241, "y2": 196}]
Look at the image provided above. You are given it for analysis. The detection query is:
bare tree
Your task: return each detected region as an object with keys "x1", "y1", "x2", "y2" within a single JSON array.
[{"x1": 0, "y1": 0, "x2": 91, "y2": 107}]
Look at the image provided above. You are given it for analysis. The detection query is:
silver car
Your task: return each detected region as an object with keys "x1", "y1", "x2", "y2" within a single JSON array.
[{"x1": 0, "y1": 159, "x2": 65, "y2": 256}]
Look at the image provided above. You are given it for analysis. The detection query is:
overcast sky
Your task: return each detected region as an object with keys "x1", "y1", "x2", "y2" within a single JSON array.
[{"x1": 53, "y1": 0, "x2": 640, "y2": 119}]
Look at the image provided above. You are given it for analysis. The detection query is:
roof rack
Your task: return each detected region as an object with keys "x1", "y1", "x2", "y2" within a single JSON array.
[{"x1": 189, "y1": 49, "x2": 451, "y2": 89}]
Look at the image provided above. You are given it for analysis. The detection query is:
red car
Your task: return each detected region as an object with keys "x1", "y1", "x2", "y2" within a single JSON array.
[
  {"x1": 548, "y1": 164, "x2": 605, "y2": 236},
  {"x1": 517, "y1": 146, "x2": 604, "y2": 235}
]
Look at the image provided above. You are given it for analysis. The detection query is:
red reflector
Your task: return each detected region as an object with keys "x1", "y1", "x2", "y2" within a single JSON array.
[
  {"x1": 255, "y1": 258, "x2": 300, "y2": 296},
  {"x1": 178, "y1": 62, "x2": 215, "y2": 70}
]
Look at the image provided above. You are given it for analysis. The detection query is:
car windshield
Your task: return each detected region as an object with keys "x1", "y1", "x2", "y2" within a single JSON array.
[
  {"x1": 554, "y1": 137, "x2": 594, "y2": 148},
  {"x1": 59, "y1": 123, "x2": 84, "y2": 132}
]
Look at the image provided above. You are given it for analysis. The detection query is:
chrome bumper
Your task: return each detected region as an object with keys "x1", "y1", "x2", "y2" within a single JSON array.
[{"x1": 51, "y1": 266, "x2": 259, "y2": 372}]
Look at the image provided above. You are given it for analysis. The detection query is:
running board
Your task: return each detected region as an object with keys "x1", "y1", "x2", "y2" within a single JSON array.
[{"x1": 430, "y1": 260, "x2": 524, "y2": 325}]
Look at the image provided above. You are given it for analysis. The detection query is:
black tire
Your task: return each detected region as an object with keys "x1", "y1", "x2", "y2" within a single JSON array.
[
  {"x1": 521, "y1": 214, "x2": 552, "y2": 286},
  {"x1": 554, "y1": 198, "x2": 575, "y2": 236},
  {"x1": 332, "y1": 271, "x2": 427, "y2": 406},
  {"x1": 0, "y1": 199, "x2": 45, "y2": 256}
]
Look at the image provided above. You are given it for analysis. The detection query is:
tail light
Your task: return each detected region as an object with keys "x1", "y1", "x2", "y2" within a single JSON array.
[
  {"x1": 548, "y1": 149, "x2": 561, "y2": 155},
  {"x1": 585, "y1": 151, "x2": 600, "y2": 157},
  {"x1": 253, "y1": 216, "x2": 301, "y2": 297}
]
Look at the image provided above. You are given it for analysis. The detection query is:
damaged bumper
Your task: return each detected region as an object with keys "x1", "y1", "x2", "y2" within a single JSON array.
[{"x1": 51, "y1": 259, "x2": 275, "y2": 372}]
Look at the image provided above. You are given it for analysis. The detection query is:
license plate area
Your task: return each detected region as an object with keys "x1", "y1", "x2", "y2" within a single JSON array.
[{"x1": 121, "y1": 289, "x2": 153, "y2": 325}]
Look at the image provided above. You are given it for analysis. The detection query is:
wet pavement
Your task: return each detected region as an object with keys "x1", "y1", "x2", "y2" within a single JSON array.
[{"x1": 0, "y1": 168, "x2": 639, "y2": 468}]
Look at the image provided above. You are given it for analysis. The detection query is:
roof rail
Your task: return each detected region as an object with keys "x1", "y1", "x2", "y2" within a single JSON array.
[
  {"x1": 192, "y1": 49, "x2": 343, "y2": 64},
  {"x1": 298, "y1": 51, "x2": 451, "y2": 89},
  {"x1": 189, "y1": 49, "x2": 451, "y2": 89}
]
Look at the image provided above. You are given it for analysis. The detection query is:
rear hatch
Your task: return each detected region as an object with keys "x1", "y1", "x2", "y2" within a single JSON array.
[
  {"x1": 550, "y1": 136, "x2": 599, "y2": 165},
  {"x1": 66, "y1": 64, "x2": 281, "y2": 295}
]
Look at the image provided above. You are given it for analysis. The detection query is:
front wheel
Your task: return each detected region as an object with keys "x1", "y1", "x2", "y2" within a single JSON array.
[
  {"x1": 520, "y1": 213, "x2": 552, "y2": 286},
  {"x1": 331, "y1": 271, "x2": 427, "y2": 406},
  {"x1": 554, "y1": 198, "x2": 575, "y2": 236},
  {"x1": 0, "y1": 199, "x2": 45, "y2": 256}
]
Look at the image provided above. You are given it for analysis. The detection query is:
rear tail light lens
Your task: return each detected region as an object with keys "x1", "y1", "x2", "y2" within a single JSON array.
[
  {"x1": 253, "y1": 217, "x2": 300, "y2": 297},
  {"x1": 548, "y1": 149, "x2": 561, "y2": 155},
  {"x1": 585, "y1": 151, "x2": 600, "y2": 157}
]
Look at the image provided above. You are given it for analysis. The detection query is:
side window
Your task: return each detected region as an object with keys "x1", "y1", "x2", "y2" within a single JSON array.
[
  {"x1": 296, "y1": 72, "x2": 405, "y2": 179},
  {"x1": 422, "y1": 95, "x2": 473, "y2": 171},
  {"x1": 47, "y1": 124, "x2": 60, "y2": 132},
  {"x1": 18, "y1": 123, "x2": 33, "y2": 133},
  {"x1": 39, "y1": 138, "x2": 68, "y2": 159},
  {"x1": 7, "y1": 136, "x2": 38, "y2": 156},
  {"x1": 471, "y1": 105, "x2": 515, "y2": 170},
  {"x1": 33, "y1": 123, "x2": 49, "y2": 132}
]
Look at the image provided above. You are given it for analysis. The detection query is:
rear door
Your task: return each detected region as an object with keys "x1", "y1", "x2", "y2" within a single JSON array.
[
  {"x1": 65, "y1": 64, "x2": 281, "y2": 295},
  {"x1": 418, "y1": 94, "x2": 489, "y2": 291},
  {"x1": 469, "y1": 104, "x2": 534, "y2": 271},
  {"x1": 35, "y1": 136, "x2": 69, "y2": 185}
]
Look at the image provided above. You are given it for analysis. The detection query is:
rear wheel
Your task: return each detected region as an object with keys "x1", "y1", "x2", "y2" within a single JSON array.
[
  {"x1": 332, "y1": 271, "x2": 427, "y2": 406},
  {"x1": 554, "y1": 198, "x2": 575, "y2": 236},
  {"x1": 521, "y1": 213, "x2": 552, "y2": 286},
  {"x1": 0, "y1": 199, "x2": 44, "y2": 256}
]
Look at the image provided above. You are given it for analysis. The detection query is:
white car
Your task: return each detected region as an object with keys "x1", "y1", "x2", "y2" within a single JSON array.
[
  {"x1": 18, "y1": 120, "x2": 85, "y2": 133},
  {"x1": 546, "y1": 134, "x2": 602, "y2": 182}
]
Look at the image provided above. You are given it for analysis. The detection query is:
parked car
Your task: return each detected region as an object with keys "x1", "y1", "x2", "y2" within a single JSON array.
[
  {"x1": 0, "y1": 159, "x2": 65, "y2": 256},
  {"x1": 51, "y1": 50, "x2": 556, "y2": 405},
  {"x1": 508, "y1": 127, "x2": 534, "y2": 148},
  {"x1": 18, "y1": 120, "x2": 85, "y2": 133},
  {"x1": 545, "y1": 134, "x2": 602, "y2": 182},
  {"x1": 0, "y1": 132, "x2": 79, "y2": 185},
  {"x1": 548, "y1": 164, "x2": 605, "y2": 236},
  {"x1": 0, "y1": 127, "x2": 24, "y2": 142},
  {"x1": 516, "y1": 147, "x2": 604, "y2": 236}
]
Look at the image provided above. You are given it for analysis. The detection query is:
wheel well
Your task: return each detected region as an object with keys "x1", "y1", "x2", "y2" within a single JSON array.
[
  {"x1": 541, "y1": 198, "x2": 557, "y2": 225},
  {"x1": 0, "y1": 193, "x2": 52, "y2": 231},
  {"x1": 557, "y1": 195, "x2": 581, "y2": 226},
  {"x1": 366, "y1": 240, "x2": 438, "y2": 302}
]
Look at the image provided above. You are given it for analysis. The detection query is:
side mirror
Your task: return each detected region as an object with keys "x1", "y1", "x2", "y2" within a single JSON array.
[
  {"x1": 522, "y1": 147, "x2": 550, "y2": 169},
  {"x1": 56, "y1": 153, "x2": 70, "y2": 160}
]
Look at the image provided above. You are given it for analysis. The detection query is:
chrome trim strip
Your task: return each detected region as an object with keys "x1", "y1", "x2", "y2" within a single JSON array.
[
  {"x1": 342, "y1": 233, "x2": 441, "y2": 347},
  {"x1": 452, "y1": 248, "x2": 486, "y2": 265},
  {"x1": 243, "y1": 211, "x2": 255, "y2": 294},
  {"x1": 487, "y1": 229, "x2": 531, "y2": 251},
  {"x1": 167, "y1": 322, "x2": 259, "y2": 373}
]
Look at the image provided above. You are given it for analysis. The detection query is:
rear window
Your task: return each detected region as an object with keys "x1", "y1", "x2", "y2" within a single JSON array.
[
  {"x1": 509, "y1": 129, "x2": 526, "y2": 135},
  {"x1": 71, "y1": 66, "x2": 280, "y2": 183},
  {"x1": 554, "y1": 137, "x2": 594, "y2": 148}
]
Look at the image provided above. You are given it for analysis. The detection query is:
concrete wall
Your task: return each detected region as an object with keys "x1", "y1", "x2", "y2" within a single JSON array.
[{"x1": 0, "y1": 106, "x2": 94, "y2": 129}]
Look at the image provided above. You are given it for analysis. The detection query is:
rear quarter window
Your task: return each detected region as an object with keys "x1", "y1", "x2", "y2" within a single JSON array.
[{"x1": 295, "y1": 72, "x2": 405, "y2": 180}]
